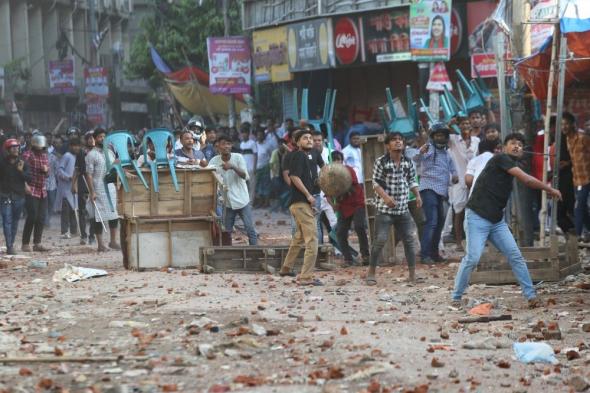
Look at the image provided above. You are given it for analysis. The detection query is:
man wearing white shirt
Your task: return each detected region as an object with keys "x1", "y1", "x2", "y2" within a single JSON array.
[
  {"x1": 465, "y1": 139, "x2": 501, "y2": 196},
  {"x1": 255, "y1": 128, "x2": 274, "y2": 208},
  {"x1": 239, "y1": 129, "x2": 257, "y2": 201},
  {"x1": 209, "y1": 134, "x2": 257, "y2": 245},
  {"x1": 445, "y1": 116, "x2": 479, "y2": 251},
  {"x1": 342, "y1": 132, "x2": 363, "y2": 183}
]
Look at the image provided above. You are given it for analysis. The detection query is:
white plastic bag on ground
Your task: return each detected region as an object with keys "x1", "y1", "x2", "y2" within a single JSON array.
[{"x1": 52, "y1": 264, "x2": 108, "y2": 283}]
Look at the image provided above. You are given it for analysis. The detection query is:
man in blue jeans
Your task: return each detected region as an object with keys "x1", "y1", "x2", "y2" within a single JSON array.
[
  {"x1": 413, "y1": 123, "x2": 458, "y2": 264},
  {"x1": 0, "y1": 138, "x2": 30, "y2": 255},
  {"x1": 367, "y1": 132, "x2": 422, "y2": 285},
  {"x1": 452, "y1": 133, "x2": 562, "y2": 309},
  {"x1": 209, "y1": 134, "x2": 258, "y2": 245}
]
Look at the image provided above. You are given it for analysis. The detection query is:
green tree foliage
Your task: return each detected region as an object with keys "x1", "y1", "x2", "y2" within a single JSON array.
[{"x1": 125, "y1": 0, "x2": 241, "y2": 85}]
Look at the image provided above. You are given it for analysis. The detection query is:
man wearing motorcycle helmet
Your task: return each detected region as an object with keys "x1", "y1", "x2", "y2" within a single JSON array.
[
  {"x1": 413, "y1": 122, "x2": 458, "y2": 264},
  {"x1": 0, "y1": 138, "x2": 30, "y2": 254},
  {"x1": 21, "y1": 133, "x2": 51, "y2": 252}
]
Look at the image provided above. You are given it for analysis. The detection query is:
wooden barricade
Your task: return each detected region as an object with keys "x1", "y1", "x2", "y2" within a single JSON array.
[
  {"x1": 200, "y1": 245, "x2": 336, "y2": 273},
  {"x1": 121, "y1": 216, "x2": 219, "y2": 270},
  {"x1": 470, "y1": 235, "x2": 580, "y2": 284},
  {"x1": 360, "y1": 134, "x2": 396, "y2": 263},
  {"x1": 117, "y1": 168, "x2": 217, "y2": 218},
  {"x1": 119, "y1": 168, "x2": 219, "y2": 270}
]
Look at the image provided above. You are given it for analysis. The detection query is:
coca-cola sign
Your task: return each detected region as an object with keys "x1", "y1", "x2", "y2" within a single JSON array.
[{"x1": 333, "y1": 17, "x2": 360, "y2": 65}]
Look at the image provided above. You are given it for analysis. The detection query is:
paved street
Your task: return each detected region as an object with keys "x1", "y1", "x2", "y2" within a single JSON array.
[{"x1": 0, "y1": 212, "x2": 589, "y2": 393}]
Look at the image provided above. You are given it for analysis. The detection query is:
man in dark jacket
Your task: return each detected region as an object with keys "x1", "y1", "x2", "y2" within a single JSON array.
[{"x1": 0, "y1": 138, "x2": 30, "y2": 255}]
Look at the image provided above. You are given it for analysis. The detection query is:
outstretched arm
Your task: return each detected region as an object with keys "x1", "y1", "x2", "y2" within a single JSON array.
[{"x1": 507, "y1": 166, "x2": 562, "y2": 200}]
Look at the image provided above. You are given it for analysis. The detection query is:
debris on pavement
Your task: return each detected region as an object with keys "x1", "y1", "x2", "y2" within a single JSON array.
[{"x1": 52, "y1": 264, "x2": 108, "y2": 282}]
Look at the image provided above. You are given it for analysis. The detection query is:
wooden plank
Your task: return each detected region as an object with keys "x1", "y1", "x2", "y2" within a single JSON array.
[
  {"x1": 200, "y1": 246, "x2": 334, "y2": 273},
  {"x1": 471, "y1": 268, "x2": 559, "y2": 285}
]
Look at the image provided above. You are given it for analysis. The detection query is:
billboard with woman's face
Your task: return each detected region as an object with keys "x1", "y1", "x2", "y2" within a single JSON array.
[{"x1": 410, "y1": 0, "x2": 452, "y2": 61}]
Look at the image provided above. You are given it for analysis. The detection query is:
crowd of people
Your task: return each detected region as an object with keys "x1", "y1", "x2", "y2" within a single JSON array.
[{"x1": 0, "y1": 108, "x2": 588, "y2": 305}]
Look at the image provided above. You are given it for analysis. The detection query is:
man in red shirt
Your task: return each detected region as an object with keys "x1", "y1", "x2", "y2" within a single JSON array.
[
  {"x1": 329, "y1": 151, "x2": 370, "y2": 267},
  {"x1": 22, "y1": 133, "x2": 50, "y2": 252}
]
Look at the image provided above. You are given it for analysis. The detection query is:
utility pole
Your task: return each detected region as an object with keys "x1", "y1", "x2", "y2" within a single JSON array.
[
  {"x1": 223, "y1": 0, "x2": 237, "y2": 127},
  {"x1": 88, "y1": 0, "x2": 98, "y2": 66}
]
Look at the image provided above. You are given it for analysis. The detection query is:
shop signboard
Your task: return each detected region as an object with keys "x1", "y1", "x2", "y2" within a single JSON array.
[
  {"x1": 252, "y1": 27, "x2": 292, "y2": 83},
  {"x1": 410, "y1": 0, "x2": 453, "y2": 61},
  {"x1": 287, "y1": 18, "x2": 334, "y2": 72},
  {"x1": 530, "y1": 0, "x2": 556, "y2": 53},
  {"x1": 206, "y1": 36, "x2": 252, "y2": 95},
  {"x1": 49, "y1": 59, "x2": 75, "y2": 94},
  {"x1": 333, "y1": 16, "x2": 364, "y2": 66},
  {"x1": 362, "y1": 7, "x2": 411, "y2": 63}
]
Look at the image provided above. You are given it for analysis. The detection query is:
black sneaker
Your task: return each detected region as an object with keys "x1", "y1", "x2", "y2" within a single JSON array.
[
  {"x1": 6, "y1": 246, "x2": 16, "y2": 255},
  {"x1": 279, "y1": 271, "x2": 296, "y2": 277}
]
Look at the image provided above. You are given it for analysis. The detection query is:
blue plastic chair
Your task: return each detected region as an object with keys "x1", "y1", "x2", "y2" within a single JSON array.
[
  {"x1": 456, "y1": 70, "x2": 485, "y2": 113},
  {"x1": 472, "y1": 68, "x2": 493, "y2": 100},
  {"x1": 104, "y1": 131, "x2": 149, "y2": 192},
  {"x1": 382, "y1": 85, "x2": 418, "y2": 138},
  {"x1": 299, "y1": 88, "x2": 338, "y2": 150},
  {"x1": 141, "y1": 128, "x2": 178, "y2": 193}
]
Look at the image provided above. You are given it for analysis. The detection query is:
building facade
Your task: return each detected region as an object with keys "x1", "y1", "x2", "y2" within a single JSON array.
[
  {"x1": 0, "y1": 0, "x2": 152, "y2": 133},
  {"x1": 243, "y1": 0, "x2": 499, "y2": 140}
]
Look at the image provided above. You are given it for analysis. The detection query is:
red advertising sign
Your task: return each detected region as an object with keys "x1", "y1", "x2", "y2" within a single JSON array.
[
  {"x1": 471, "y1": 52, "x2": 513, "y2": 78},
  {"x1": 333, "y1": 17, "x2": 361, "y2": 65}
]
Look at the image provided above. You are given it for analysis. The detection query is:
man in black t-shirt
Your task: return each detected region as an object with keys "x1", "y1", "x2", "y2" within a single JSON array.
[
  {"x1": 279, "y1": 130, "x2": 323, "y2": 286},
  {"x1": 452, "y1": 133, "x2": 561, "y2": 308}
]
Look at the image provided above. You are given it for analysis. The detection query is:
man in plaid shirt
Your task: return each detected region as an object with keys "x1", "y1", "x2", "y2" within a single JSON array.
[
  {"x1": 367, "y1": 132, "x2": 422, "y2": 285},
  {"x1": 21, "y1": 133, "x2": 51, "y2": 252}
]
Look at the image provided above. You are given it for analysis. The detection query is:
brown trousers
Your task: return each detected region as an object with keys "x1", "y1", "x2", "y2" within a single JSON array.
[{"x1": 281, "y1": 202, "x2": 318, "y2": 280}]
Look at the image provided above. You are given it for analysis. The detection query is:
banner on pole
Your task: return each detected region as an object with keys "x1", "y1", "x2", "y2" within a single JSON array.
[
  {"x1": 84, "y1": 67, "x2": 109, "y2": 97},
  {"x1": 207, "y1": 37, "x2": 252, "y2": 95},
  {"x1": 410, "y1": 0, "x2": 453, "y2": 61},
  {"x1": 49, "y1": 59, "x2": 75, "y2": 94},
  {"x1": 84, "y1": 67, "x2": 109, "y2": 126},
  {"x1": 426, "y1": 62, "x2": 452, "y2": 91}
]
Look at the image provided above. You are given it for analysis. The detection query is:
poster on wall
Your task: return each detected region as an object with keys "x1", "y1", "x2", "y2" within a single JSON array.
[
  {"x1": 206, "y1": 37, "x2": 252, "y2": 95},
  {"x1": 410, "y1": 0, "x2": 452, "y2": 61},
  {"x1": 287, "y1": 18, "x2": 334, "y2": 72},
  {"x1": 362, "y1": 7, "x2": 411, "y2": 63},
  {"x1": 252, "y1": 27, "x2": 293, "y2": 83},
  {"x1": 49, "y1": 59, "x2": 75, "y2": 94}
]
